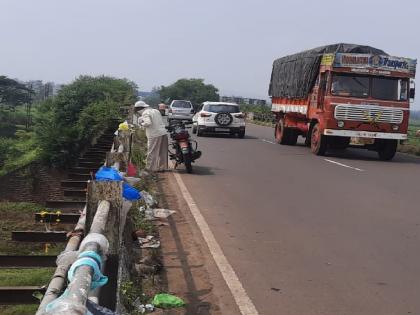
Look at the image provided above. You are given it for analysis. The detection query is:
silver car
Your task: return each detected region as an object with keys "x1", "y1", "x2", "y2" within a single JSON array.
[{"x1": 168, "y1": 100, "x2": 194, "y2": 122}]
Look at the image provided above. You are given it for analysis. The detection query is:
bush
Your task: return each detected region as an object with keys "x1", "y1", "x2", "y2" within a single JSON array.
[
  {"x1": 240, "y1": 104, "x2": 271, "y2": 114},
  {"x1": 0, "y1": 137, "x2": 15, "y2": 167},
  {"x1": 0, "y1": 106, "x2": 26, "y2": 137},
  {"x1": 0, "y1": 131, "x2": 40, "y2": 175},
  {"x1": 34, "y1": 76, "x2": 137, "y2": 167}
]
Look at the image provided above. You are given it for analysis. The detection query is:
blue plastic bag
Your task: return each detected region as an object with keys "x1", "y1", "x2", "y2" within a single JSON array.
[
  {"x1": 95, "y1": 167, "x2": 123, "y2": 181},
  {"x1": 123, "y1": 182, "x2": 141, "y2": 200},
  {"x1": 95, "y1": 167, "x2": 141, "y2": 201}
]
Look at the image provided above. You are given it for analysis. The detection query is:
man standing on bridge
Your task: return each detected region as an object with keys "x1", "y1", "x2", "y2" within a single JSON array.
[{"x1": 134, "y1": 101, "x2": 168, "y2": 172}]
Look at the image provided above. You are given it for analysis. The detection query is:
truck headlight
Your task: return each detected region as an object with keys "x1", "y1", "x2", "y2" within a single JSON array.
[
  {"x1": 337, "y1": 121, "x2": 345, "y2": 128},
  {"x1": 392, "y1": 125, "x2": 399, "y2": 131}
]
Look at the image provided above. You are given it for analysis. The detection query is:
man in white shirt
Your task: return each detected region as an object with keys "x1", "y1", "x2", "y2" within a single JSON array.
[{"x1": 134, "y1": 101, "x2": 168, "y2": 172}]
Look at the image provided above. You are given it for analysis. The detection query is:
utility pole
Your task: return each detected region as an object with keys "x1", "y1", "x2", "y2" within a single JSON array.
[{"x1": 26, "y1": 83, "x2": 33, "y2": 130}]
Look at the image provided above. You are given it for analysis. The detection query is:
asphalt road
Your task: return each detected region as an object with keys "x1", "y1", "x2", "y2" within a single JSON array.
[{"x1": 176, "y1": 123, "x2": 420, "y2": 315}]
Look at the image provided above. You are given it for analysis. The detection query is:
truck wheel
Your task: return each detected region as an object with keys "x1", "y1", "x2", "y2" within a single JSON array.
[
  {"x1": 310, "y1": 123, "x2": 327, "y2": 155},
  {"x1": 192, "y1": 124, "x2": 197, "y2": 134},
  {"x1": 304, "y1": 123, "x2": 314, "y2": 147},
  {"x1": 287, "y1": 129, "x2": 298, "y2": 145},
  {"x1": 377, "y1": 139, "x2": 397, "y2": 161},
  {"x1": 275, "y1": 119, "x2": 289, "y2": 144}
]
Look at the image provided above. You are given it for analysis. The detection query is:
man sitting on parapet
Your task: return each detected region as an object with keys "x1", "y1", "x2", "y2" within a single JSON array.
[{"x1": 134, "y1": 101, "x2": 168, "y2": 172}]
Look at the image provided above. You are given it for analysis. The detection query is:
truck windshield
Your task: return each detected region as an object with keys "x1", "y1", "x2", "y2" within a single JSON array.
[
  {"x1": 372, "y1": 77, "x2": 408, "y2": 101},
  {"x1": 331, "y1": 74, "x2": 369, "y2": 98},
  {"x1": 331, "y1": 73, "x2": 408, "y2": 101}
]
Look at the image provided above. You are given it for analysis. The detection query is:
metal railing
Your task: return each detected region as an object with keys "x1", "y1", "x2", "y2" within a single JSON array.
[{"x1": 37, "y1": 129, "x2": 133, "y2": 315}]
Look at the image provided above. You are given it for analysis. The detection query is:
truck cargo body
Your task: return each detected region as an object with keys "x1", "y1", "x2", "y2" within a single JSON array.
[{"x1": 269, "y1": 44, "x2": 417, "y2": 160}]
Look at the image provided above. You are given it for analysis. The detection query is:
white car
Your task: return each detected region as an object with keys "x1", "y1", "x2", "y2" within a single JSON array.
[
  {"x1": 192, "y1": 102, "x2": 246, "y2": 138},
  {"x1": 168, "y1": 100, "x2": 194, "y2": 122}
]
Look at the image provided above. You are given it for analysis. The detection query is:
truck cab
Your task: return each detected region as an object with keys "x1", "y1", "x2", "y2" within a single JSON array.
[{"x1": 270, "y1": 46, "x2": 417, "y2": 160}]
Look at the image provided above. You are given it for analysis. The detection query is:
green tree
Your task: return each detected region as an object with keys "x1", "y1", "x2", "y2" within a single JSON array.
[
  {"x1": 159, "y1": 78, "x2": 219, "y2": 106},
  {"x1": 34, "y1": 75, "x2": 137, "y2": 167},
  {"x1": 0, "y1": 76, "x2": 34, "y2": 136},
  {"x1": 0, "y1": 76, "x2": 32, "y2": 110}
]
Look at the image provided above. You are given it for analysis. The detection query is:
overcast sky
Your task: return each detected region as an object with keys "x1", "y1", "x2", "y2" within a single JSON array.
[{"x1": 0, "y1": 0, "x2": 418, "y2": 108}]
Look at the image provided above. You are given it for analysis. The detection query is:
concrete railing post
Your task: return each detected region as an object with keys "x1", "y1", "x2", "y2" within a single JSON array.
[{"x1": 86, "y1": 181, "x2": 123, "y2": 255}]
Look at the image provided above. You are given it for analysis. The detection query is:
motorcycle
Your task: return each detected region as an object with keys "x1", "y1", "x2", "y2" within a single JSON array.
[{"x1": 166, "y1": 120, "x2": 201, "y2": 173}]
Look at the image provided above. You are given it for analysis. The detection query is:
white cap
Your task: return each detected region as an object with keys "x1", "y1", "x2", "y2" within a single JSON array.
[{"x1": 134, "y1": 101, "x2": 150, "y2": 108}]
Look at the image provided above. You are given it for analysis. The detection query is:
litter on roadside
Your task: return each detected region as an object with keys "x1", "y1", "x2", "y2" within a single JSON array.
[
  {"x1": 153, "y1": 222, "x2": 169, "y2": 227},
  {"x1": 127, "y1": 163, "x2": 138, "y2": 177},
  {"x1": 133, "y1": 298, "x2": 155, "y2": 313},
  {"x1": 141, "y1": 191, "x2": 157, "y2": 207},
  {"x1": 152, "y1": 293, "x2": 185, "y2": 308},
  {"x1": 139, "y1": 170, "x2": 151, "y2": 178},
  {"x1": 118, "y1": 121, "x2": 129, "y2": 131},
  {"x1": 152, "y1": 209, "x2": 176, "y2": 219},
  {"x1": 138, "y1": 206, "x2": 153, "y2": 220},
  {"x1": 138, "y1": 235, "x2": 160, "y2": 249},
  {"x1": 123, "y1": 182, "x2": 142, "y2": 201},
  {"x1": 139, "y1": 206, "x2": 176, "y2": 220}
]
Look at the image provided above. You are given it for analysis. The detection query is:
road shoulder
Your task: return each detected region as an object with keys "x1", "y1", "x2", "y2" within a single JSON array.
[{"x1": 156, "y1": 172, "x2": 241, "y2": 315}]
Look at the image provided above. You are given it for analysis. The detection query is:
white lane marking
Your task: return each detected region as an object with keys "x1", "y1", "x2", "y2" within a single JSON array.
[
  {"x1": 324, "y1": 159, "x2": 364, "y2": 172},
  {"x1": 261, "y1": 139, "x2": 276, "y2": 145},
  {"x1": 172, "y1": 171, "x2": 260, "y2": 315}
]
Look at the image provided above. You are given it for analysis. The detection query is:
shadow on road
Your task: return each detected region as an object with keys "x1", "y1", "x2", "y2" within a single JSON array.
[{"x1": 174, "y1": 165, "x2": 216, "y2": 176}]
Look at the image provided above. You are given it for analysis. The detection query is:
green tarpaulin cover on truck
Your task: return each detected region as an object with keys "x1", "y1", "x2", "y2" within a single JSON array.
[{"x1": 268, "y1": 43, "x2": 387, "y2": 99}]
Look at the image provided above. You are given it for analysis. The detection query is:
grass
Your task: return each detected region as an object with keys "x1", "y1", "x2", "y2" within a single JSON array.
[
  {"x1": 129, "y1": 200, "x2": 155, "y2": 236},
  {"x1": 120, "y1": 280, "x2": 149, "y2": 314},
  {"x1": 0, "y1": 268, "x2": 60, "y2": 314},
  {"x1": 0, "y1": 202, "x2": 65, "y2": 256},
  {"x1": 399, "y1": 121, "x2": 420, "y2": 156},
  {"x1": 0, "y1": 202, "x2": 67, "y2": 314},
  {"x1": 0, "y1": 305, "x2": 39, "y2": 315},
  {"x1": 0, "y1": 130, "x2": 41, "y2": 176},
  {"x1": 0, "y1": 268, "x2": 54, "y2": 286}
]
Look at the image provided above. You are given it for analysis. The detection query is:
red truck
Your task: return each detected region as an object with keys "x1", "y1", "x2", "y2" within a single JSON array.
[{"x1": 269, "y1": 43, "x2": 416, "y2": 160}]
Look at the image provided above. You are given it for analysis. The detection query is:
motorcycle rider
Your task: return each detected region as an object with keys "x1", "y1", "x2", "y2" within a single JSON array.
[{"x1": 134, "y1": 101, "x2": 168, "y2": 172}]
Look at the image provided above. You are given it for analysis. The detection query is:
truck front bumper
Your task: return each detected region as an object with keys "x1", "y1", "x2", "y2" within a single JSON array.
[{"x1": 324, "y1": 129, "x2": 407, "y2": 140}]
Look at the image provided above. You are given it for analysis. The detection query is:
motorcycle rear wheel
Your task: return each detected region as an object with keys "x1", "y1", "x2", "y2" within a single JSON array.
[{"x1": 183, "y1": 152, "x2": 193, "y2": 173}]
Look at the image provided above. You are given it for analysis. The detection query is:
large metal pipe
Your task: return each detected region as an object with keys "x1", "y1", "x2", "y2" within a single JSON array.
[
  {"x1": 36, "y1": 207, "x2": 87, "y2": 314},
  {"x1": 42, "y1": 201, "x2": 110, "y2": 315}
]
